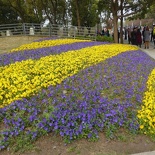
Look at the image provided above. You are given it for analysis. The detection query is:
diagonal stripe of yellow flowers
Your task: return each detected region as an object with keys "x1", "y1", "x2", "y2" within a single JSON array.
[
  {"x1": 10, "y1": 39, "x2": 90, "y2": 52},
  {"x1": 0, "y1": 44, "x2": 138, "y2": 108},
  {"x1": 137, "y1": 68, "x2": 155, "y2": 134}
]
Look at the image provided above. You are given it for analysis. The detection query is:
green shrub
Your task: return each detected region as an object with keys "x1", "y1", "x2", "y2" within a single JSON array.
[{"x1": 96, "y1": 35, "x2": 114, "y2": 43}]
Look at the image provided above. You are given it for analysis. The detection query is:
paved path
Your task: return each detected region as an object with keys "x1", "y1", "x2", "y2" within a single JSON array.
[
  {"x1": 141, "y1": 41, "x2": 155, "y2": 59},
  {"x1": 131, "y1": 151, "x2": 155, "y2": 155},
  {"x1": 124, "y1": 40, "x2": 155, "y2": 59}
]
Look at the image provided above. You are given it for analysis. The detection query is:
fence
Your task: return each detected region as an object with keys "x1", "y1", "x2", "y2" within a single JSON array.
[{"x1": 0, "y1": 23, "x2": 97, "y2": 40}]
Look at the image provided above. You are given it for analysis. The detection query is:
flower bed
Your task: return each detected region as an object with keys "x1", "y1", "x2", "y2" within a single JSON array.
[
  {"x1": 0, "y1": 43, "x2": 138, "y2": 108},
  {"x1": 0, "y1": 41, "x2": 107, "y2": 66},
  {"x1": 10, "y1": 38, "x2": 90, "y2": 52},
  {"x1": 137, "y1": 68, "x2": 155, "y2": 137},
  {"x1": 0, "y1": 38, "x2": 155, "y2": 151}
]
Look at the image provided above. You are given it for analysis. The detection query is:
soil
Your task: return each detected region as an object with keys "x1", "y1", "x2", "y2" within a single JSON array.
[
  {"x1": 1, "y1": 36, "x2": 155, "y2": 155},
  {"x1": 1, "y1": 132, "x2": 155, "y2": 155}
]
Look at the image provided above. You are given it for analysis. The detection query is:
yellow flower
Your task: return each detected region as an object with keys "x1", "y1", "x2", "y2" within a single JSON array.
[
  {"x1": 140, "y1": 125, "x2": 144, "y2": 129},
  {"x1": 137, "y1": 68, "x2": 155, "y2": 136},
  {"x1": 10, "y1": 39, "x2": 91, "y2": 52}
]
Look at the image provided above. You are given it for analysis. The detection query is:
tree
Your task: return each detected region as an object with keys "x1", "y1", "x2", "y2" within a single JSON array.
[
  {"x1": 40, "y1": 0, "x2": 67, "y2": 25},
  {"x1": 70, "y1": 0, "x2": 99, "y2": 27},
  {"x1": 1, "y1": 0, "x2": 44, "y2": 23},
  {"x1": 98, "y1": 0, "x2": 112, "y2": 29},
  {"x1": 1, "y1": 0, "x2": 71, "y2": 25},
  {"x1": 145, "y1": 2, "x2": 155, "y2": 24},
  {"x1": 25, "y1": 0, "x2": 44, "y2": 23},
  {"x1": 0, "y1": 0, "x2": 19, "y2": 24}
]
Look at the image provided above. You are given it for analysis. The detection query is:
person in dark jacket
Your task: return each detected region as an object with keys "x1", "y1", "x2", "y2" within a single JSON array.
[
  {"x1": 127, "y1": 27, "x2": 132, "y2": 44},
  {"x1": 101, "y1": 28, "x2": 104, "y2": 36},
  {"x1": 152, "y1": 25, "x2": 155, "y2": 48},
  {"x1": 142, "y1": 27, "x2": 146, "y2": 44},
  {"x1": 136, "y1": 28, "x2": 142, "y2": 48},
  {"x1": 118, "y1": 30, "x2": 120, "y2": 43},
  {"x1": 131, "y1": 27, "x2": 137, "y2": 45},
  {"x1": 151, "y1": 29, "x2": 153, "y2": 42}
]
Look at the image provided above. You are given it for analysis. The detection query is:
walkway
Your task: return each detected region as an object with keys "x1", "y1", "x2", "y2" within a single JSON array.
[
  {"x1": 124, "y1": 40, "x2": 155, "y2": 59},
  {"x1": 131, "y1": 151, "x2": 155, "y2": 155},
  {"x1": 141, "y1": 41, "x2": 155, "y2": 59}
]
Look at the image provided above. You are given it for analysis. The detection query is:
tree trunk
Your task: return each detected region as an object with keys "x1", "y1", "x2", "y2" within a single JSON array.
[
  {"x1": 112, "y1": 1, "x2": 118, "y2": 43},
  {"x1": 75, "y1": 0, "x2": 80, "y2": 27},
  {"x1": 120, "y1": 18, "x2": 123, "y2": 43},
  {"x1": 113, "y1": 14, "x2": 118, "y2": 43}
]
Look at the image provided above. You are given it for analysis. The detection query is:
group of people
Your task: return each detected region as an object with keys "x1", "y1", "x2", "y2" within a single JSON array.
[
  {"x1": 97, "y1": 25, "x2": 155, "y2": 49},
  {"x1": 127, "y1": 25, "x2": 155, "y2": 49}
]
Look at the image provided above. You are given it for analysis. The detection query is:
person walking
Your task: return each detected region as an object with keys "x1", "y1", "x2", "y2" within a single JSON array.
[
  {"x1": 152, "y1": 25, "x2": 155, "y2": 48},
  {"x1": 118, "y1": 29, "x2": 120, "y2": 43},
  {"x1": 144, "y1": 26, "x2": 150, "y2": 49},
  {"x1": 127, "y1": 27, "x2": 132, "y2": 44},
  {"x1": 151, "y1": 29, "x2": 153, "y2": 42},
  {"x1": 136, "y1": 28, "x2": 142, "y2": 48},
  {"x1": 104, "y1": 28, "x2": 110, "y2": 37},
  {"x1": 142, "y1": 27, "x2": 146, "y2": 44},
  {"x1": 131, "y1": 27, "x2": 137, "y2": 45},
  {"x1": 101, "y1": 28, "x2": 105, "y2": 36},
  {"x1": 124, "y1": 27, "x2": 127, "y2": 40}
]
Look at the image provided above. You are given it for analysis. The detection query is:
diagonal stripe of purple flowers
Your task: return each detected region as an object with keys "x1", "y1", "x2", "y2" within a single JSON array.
[{"x1": 0, "y1": 41, "x2": 108, "y2": 66}]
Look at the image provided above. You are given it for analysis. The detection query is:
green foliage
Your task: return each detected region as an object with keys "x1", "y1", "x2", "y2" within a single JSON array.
[
  {"x1": 96, "y1": 35, "x2": 114, "y2": 43},
  {"x1": 9, "y1": 134, "x2": 35, "y2": 153},
  {"x1": 41, "y1": 0, "x2": 66, "y2": 24},
  {"x1": 105, "y1": 124, "x2": 118, "y2": 139},
  {"x1": 1, "y1": 0, "x2": 44, "y2": 23},
  {"x1": 70, "y1": 0, "x2": 99, "y2": 27},
  {"x1": 71, "y1": 35, "x2": 95, "y2": 41},
  {"x1": 0, "y1": 0, "x2": 19, "y2": 24},
  {"x1": 146, "y1": 3, "x2": 155, "y2": 21}
]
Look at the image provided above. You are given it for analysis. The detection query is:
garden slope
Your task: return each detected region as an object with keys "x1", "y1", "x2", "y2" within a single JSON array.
[{"x1": 0, "y1": 37, "x2": 155, "y2": 155}]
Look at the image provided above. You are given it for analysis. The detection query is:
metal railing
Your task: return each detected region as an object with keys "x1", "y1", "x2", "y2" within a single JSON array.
[{"x1": 0, "y1": 23, "x2": 97, "y2": 40}]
